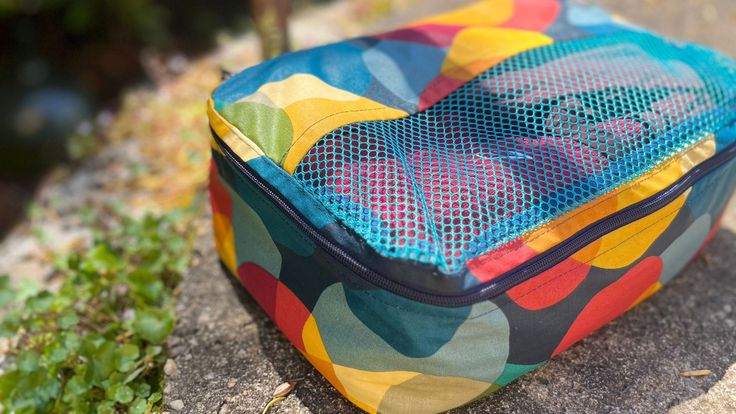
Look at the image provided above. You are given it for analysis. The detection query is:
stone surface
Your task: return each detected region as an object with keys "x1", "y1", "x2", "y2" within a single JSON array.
[
  {"x1": 671, "y1": 363, "x2": 736, "y2": 414},
  {"x1": 165, "y1": 1, "x2": 736, "y2": 413},
  {"x1": 170, "y1": 399, "x2": 185, "y2": 411}
]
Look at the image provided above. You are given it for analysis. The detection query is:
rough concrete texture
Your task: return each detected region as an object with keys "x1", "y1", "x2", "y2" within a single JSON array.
[
  {"x1": 671, "y1": 363, "x2": 736, "y2": 414},
  {"x1": 166, "y1": 1, "x2": 736, "y2": 413}
]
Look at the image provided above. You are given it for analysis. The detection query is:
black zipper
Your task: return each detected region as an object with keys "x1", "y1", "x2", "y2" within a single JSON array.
[{"x1": 213, "y1": 131, "x2": 736, "y2": 307}]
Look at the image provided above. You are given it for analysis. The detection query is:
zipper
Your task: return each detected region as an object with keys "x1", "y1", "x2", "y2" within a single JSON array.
[{"x1": 213, "y1": 131, "x2": 736, "y2": 307}]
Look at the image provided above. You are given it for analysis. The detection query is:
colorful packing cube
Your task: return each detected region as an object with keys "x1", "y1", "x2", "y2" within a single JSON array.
[{"x1": 207, "y1": 0, "x2": 736, "y2": 412}]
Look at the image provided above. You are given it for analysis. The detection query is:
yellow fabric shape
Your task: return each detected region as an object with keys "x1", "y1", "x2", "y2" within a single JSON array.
[
  {"x1": 331, "y1": 365, "x2": 419, "y2": 414},
  {"x1": 527, "y1": 196, "x2": 618, "y2": 255},
  {"x1": 615, "y1": 138, "x2": 715, "y2": 208},
  {"x1": 591, "y1": 191, "x2": 689, "y2": 269},
  {"x1": 232, "y1": 74, "x2": 408, "y2": 172},
  {"x1": 302, "y1": 315, "x2": 330, "y2": 362},
  {"x1": 411, "y1": 0, "x2": 513, "y2": 27},
  {"x1": 378, "y1": 374, "x2": 492, "y2": 414},
  {"x1": 301, "y1": 334, "x2": 496, "y2": 414},
  {"x1": 282, "y1": 100, "x2": 407, "y2": 173},
  {"x1": 238, "y1": 73, "x2": 375, "y2": 108},
  {"x1": 680, "y1": 135, "x2": 717, "y2": 171},
  {"x1": 212, "y1": 212, "x2": 237, "y2": 275},
  {"x1": 301, "y1": 315, "x2": 353, "y2": 401},
  {"x1": 441, "y1": 28, "x2": 553, "y2": 81}
]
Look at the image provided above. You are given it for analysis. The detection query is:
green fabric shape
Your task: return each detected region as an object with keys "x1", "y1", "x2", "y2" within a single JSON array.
[
  {"x1": 228, "y1": 185, "x2": 282, "y2": 278},
  {"x1": 219, "y1": 101, "x2": 293, "y2": 163},
  {"x1": 495, "y1": 362, "x2": 545, "y2": 386},
  {"x1": 312, "y1": 284, "x2": 510, "y2": 383},
  {"x1": 233, "y1": 171, "x2": 315, "y2": 257},
  {"x1": 344, "y1": 288, "x2": 471, "y2": 358},
  {"x1": 659, "y1": 214, "x2": 711, "y2": 284}
]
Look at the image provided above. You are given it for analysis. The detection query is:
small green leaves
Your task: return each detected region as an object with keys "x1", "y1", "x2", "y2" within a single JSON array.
[
  {"x1": 48, "y1": 342, "x2": 71, "y2": 363},
  {"x1": 0, "y1": 369, "x2": 61, "y2": 410},
  {"x1": 148, "y1": 392, "x2": 162, "y2": 405},
  {"x1": 129, "y1": 269, "x2": 165, "y2": 304},
  {"x1": 0, "y1": 275, "x2": 14, "y2": 307},
  {"x1": 27, "y1": 291, "x2": 54, "y2": 313},
  {"x1": 64, "y1": 374, "x2": 92, "y2": 399},
  {"x1": 133, "y1": 307, "x2": 175, "y2": 345},
  {"x1": 86, "y1": 244, "x2": 122, "y2": 273},
  {"x1": 90, "y1": 340, "x2": 117, "y2": 383},
  {"x1": 16, "y1": 351, "x2": 40, "y2": 372},
  {"x1": 64, "y1": 331, "x2": 81, "y2": 352},
  {"x1": 128, "y1": 397, "x2": 148, "y2": 414},
  {"x1": 132, "y1": 382, "x2": 151, "y2": 398},
  {"x1": 115, "y1": 344, "x2": 141, "y2": 372},
  {"x1": 15, "y1": 278, "x2": 41, "y2": 301},
  {"x1": 58, "y1": 309, "x2": 79, "y2": 329},
  {"x1": 0, "y1": 212, "x2": 193, "y2": 413},
  {"x1": 107, "y1": 384, "x2": 135, "y2": 403},
  {"x1": 97, "y1": 400, "x2": 116, "y2": 414}
]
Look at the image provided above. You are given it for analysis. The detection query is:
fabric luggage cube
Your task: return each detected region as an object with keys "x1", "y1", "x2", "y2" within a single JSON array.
[{"x1": 207, "y1": 0, "x2": 736, "y2": 412}]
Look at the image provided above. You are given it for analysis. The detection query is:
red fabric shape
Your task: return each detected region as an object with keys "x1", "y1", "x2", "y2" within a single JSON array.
[
  {"x1": 209, "y1": 160, "x2": 233, "y2": 217},
  {"x1": 501, "y1": 0, "x2": 561, "y2": 32},
  {"x1": 238, "y1": 263, "x2": 310, "y2": 352},
  {"x1": 238, "y1": 262, "x2": 278, "y2": 320},
  {"x1": 418, "y1": 75, "x2": 468, "y2": 110},
  {"x1": 274, "y1": 283, "x2": 311, "y2": 352},
  {"x1": 468, "y1": 241, "x2": 539, "y2": 283},
  {"x1": 552, "y1": 256, "x2": 663, "y2": 356},
  {"x1": 375, "y1": 24, "x2": 464, "y2": 47},
  {"x1": 507, "y1": 258, "x2": 591, "y2": 310}
]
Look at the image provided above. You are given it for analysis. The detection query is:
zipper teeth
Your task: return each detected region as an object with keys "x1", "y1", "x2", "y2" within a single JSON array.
[
  {"x1": 212, "y1": 134, "x2": 418, "y2": 296},
  {"x1": 214, "y1": 131, "x2": 736, "y2": 307}
]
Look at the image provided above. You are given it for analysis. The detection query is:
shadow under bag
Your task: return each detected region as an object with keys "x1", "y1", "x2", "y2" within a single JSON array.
[{"x1": 207, "y1": 0, "x2": 736, "y2": 412}]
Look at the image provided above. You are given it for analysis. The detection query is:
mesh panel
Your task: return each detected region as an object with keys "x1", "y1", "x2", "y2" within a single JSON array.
[{"x1": 293, "y1": 32, "x2": 736, "y2": 273}]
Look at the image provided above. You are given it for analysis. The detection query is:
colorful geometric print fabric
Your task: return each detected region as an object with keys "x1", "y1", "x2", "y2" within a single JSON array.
[
  {"x1": 292, "y1": 32, "x2": 736, "y2": 273},
  {"x1": 208, "y1": 141, "x2": 736, "y2": 412},
  {"x1": 210, "y1": 0, "x2": 632, "y2": 173},
  {"x1": 208, "y1": 0, "x2": 736, "y2": 411}
]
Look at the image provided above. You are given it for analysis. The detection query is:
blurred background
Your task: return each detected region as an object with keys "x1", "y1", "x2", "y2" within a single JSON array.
[{"x1": 0, "y1": 0, "x2": 318, "y2": 236}]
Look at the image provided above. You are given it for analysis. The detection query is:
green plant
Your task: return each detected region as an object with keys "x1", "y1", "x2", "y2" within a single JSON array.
[{"x1": 0, "y1": 212, "x2": 193, "y2": 413}]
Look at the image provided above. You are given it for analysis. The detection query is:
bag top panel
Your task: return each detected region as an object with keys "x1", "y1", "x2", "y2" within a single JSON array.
[
  {"x1": 292, "y1": 31, "x2": 736, "y2": 273},
  {"x1": 210, "y1": 0, "x2": 736, "y2": 277},
  {"x1": 210, "y1": 0, "x2": 636, "y2": 171}
]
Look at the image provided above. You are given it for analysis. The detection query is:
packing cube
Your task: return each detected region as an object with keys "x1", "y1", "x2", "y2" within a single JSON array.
[{"x1": 207, "y1": 0, "x2": 736, "y2": 412}]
